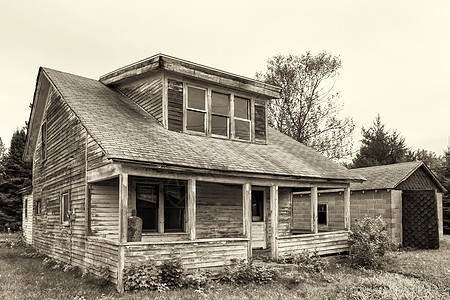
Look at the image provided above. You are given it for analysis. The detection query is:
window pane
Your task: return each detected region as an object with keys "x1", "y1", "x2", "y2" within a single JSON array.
[
  {"x1": 235, "y1": 119, "x2": 250, "y2": 140},
  {"x1": 212, "y1": 92, "x2": 229, "y2": 115},
  {"x1": 234, "y1": 97, "x2": 250, "y2": 119},
  {"x1": 251, "y1": 190, "x2": 264, "y2": 222},
  {"x1": 136, "y1": 185, "x2": 158, "y2": 231},
  {"x1": 211, "y1": 115, "x2": 228, "y2": 136},
  {"x1": 164, "y1": 185, "x2": 185, "y2": 232},
  {"x1": 188, "y1": 86, "x2": 205, "y2": 110},
  {"x1": 187, "y1": 110, "x2": 205, "y2": 133},
  {"x1": 62, "y1": 193, "x2": 69, "y2": 222}
]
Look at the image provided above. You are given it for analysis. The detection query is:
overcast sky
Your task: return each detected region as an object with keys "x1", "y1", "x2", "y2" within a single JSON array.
[{"x1": 1, "y1": 0, "x2": 449, "y2": 158}]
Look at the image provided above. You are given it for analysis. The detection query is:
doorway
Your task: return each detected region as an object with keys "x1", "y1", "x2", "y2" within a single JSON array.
[{"x1": 251, "y1": 189, "x2": 267, "y2": 249}]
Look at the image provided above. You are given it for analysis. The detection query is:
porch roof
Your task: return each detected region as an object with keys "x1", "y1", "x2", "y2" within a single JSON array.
[{"x1": 41, "y1": 67, "x2": 362, "y2": 182}]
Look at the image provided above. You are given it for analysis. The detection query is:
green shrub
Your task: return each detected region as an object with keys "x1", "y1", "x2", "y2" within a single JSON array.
[
  {"x1": 279, "y1": 250, "x2": 329, "y2": 274},
  {"x1": 219, "y1": 260, "x2": 278, "y2": 285},
  {"x1": 123, "y1": 261, "x2": 159, "y2": 291},
  {"x1": 349, "y1": 215, "x2": 392, "y2": 269},
  {"x1": 159, "y1": 258, "x2": 184, "y2": 289}
]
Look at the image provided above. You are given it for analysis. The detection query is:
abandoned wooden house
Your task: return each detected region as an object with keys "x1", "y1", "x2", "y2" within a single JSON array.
[
  {"x1": 22, "y1": 54, "x2": 363, "y2": 290},
  {"x1": 296, "y1": 161, "x2": 445, "y2": 249}
]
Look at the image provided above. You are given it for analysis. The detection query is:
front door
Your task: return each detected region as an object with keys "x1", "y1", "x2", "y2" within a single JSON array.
[{"x1": 251, "y1": 189, "x2": 267, "y2": 249}]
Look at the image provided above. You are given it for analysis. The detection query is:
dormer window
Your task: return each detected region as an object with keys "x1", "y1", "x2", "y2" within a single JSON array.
[
  {"x1": 234, "y1": 96, "x2": 251, "y2": 141},
  {"x1": 211, "y1": 92, "x2": 230, "y2": 137},
  {"x1": 186, "y1": 86, "x2": 206, "y2": 133}
]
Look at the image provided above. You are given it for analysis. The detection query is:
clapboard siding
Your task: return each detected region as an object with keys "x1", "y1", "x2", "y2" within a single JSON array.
[
  {"x1": 196, "y1": 182, "x2": 243, "y2": 239},
  {"x1": 277, "y1": 188, "x2": 292, "y2": 237},
  {"x1": 30, "y1": 86, "x2": 120, "y2": 282},
  {"x1": 85, "y1": 237, "x2": 119, "y2": 284},
  {"x1": 90, "y1": 179, "x2": 119, "y2": 240},
  {"x1": 167, "y1": 79, "x2": 183, "y2": 132},
  {"x1": 125, "y1": 239, "x2": 248, "y2": 270},
  {"x1": 116, "y1": 76, "x2": 163, "y2": 123},
  {"x1": 278, "y1": 231, "x2": 349, "y2": 256},
  {"x1": 87, "y1": 134, "x2": 110, "y2": 171},
  {"x1": 22, "y1": 193, "x2": 33, "y2": 245}
]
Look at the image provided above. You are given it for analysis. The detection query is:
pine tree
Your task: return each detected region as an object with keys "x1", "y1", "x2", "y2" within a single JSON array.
[
  {"x1": 351, "y1": 115, "x2": 413, "y2": 168},
  {"x1": 0, "y1": 128, "x2": 32, "y2": 230}
]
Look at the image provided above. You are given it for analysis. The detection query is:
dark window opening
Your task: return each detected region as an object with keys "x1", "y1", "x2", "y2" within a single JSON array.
[
  {"x1": 251, "y1": 190, "x2": 264, "y2": 222},
  {"x1": 136, "y1": 184, "x2": 159, "y2": 231},
  {"x1": 187, "y1": 86, "x2": 206, "y2": 133},
  {"x1": 36, "y1": 200, "x2": 41, "y2": 215},
  {"x1": 211, "y1": 92, "x2": 230, "y2": 137},
  {"x1": 24, "y1": 199, "x2": 28, "y2": 219},
  {"x1": 61, "y1": 192, "x2": 69, "y2": 224},
  {"x1": 164, "y1": 184, "x2": 186, "y2": 232},
  {"x1": 318, "y1": 204, "x2": 327, "y2": 225}
]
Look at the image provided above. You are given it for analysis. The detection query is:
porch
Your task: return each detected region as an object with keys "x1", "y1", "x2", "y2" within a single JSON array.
[{"x1": 85, "y1": 163, "x2": 351, "y2": 291}]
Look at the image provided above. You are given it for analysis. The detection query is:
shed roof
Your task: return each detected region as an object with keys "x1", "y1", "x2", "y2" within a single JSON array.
[
  {"x1": 26, "y1": 65, "x2": 363, "y2": 182},
  {"x1": 350, "y1": 161, "x2": 446, "y2": 192}
]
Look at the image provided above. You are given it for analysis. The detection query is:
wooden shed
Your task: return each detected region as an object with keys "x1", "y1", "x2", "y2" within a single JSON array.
[
  {"x1": 23, "y1": 54, "x2": 362, "y2": 291},
  {"x1": 308, "y1": 161, "x2": 446, "y2": 248}
]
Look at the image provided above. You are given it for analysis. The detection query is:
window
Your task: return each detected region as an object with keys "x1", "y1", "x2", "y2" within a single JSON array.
[
  {"x1": 41, "y1": 121, "x2": 47, "y2": 161},
  {"x1": 136, "y1": 183, "x2": 186, "y2": 233},
  {"x1": 60, "y1": 192, "x2": 69, "y2": 225},
  {"x1": 164, "y1": 185, "x2": 186, "y2": 232},
  {"x1": 251, "y1": 190, "x2": 264, "y2": 222},
  {"x1": 318, "y1": 204, "x2": 327, "y2": 225},
  {"x1": 186, "y1": 86, "x2": 206, "y2": 133},
  {"x1": 211, "y1": 92, "x2": 230, "y2": 137},
  {"x1": 234, "y1": 96, "x2": 251, "y2": 141},
  {"x1": 136, "y1": 184, "x2": 159, "y2": 231},
  {"x1": 24, "y1": 199, "x2": 28, "y2": 219},
  {"x1": 36, "y1": 200, "x2": 42, "y2": 215}
]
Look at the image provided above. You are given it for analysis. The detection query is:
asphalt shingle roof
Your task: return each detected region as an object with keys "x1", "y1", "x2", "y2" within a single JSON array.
[
  {"x1": 43, "y1": 67, "x2": 362, "y2": 181},
  {"x1": 350, "y1": 161, "x2": 423, "y2": 191}
]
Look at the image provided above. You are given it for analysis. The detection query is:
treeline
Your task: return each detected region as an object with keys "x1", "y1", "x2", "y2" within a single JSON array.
[{"x1": 0, "y1": 128, "x2": 32, "y2": 230}]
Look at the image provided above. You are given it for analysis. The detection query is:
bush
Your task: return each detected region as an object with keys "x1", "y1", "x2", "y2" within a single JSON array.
[
  {"x1": 279, "y1": 250, "x2": 329, "y2": 274},
  {"x1": 159, "y1": 258, "x2": 184, "y2": 289},
  {"x1": 219, "y1": 260, "x2": 278, "y2": 285},
  {"x1": 349, "y1": 215, "x2": 392, "y2": 269}
]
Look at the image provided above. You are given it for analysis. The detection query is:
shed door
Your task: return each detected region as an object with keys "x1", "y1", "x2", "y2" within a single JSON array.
[
  {"x1": 251, "y1": 189, "x2": 267, "y2": 249},
  {"x1": 402, "y1": 190, "x2": 439, "y2": 249}
]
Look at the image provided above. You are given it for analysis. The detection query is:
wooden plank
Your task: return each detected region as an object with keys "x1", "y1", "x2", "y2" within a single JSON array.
[
  {"x1": 87, "y1": 164, "x2": 121, "y2": 183},
  {"x1": 311, "y1": 187, "x2": 318, "y2": 234},
  {"x1": 188, "y1": 179, "x2": 196, "y2": 240},
  {"x1": 243, "y1": 183, "x2": 251, "y2": 258},
  {"x1": 344, "y1": 187, "x2": 350, "y2": 230},
  {"x1": 270, "y1": 185, "x2": 279, "y2": 259},
  {"x1": 158, "y1": 183, "x2": 164, "y2": 233}
]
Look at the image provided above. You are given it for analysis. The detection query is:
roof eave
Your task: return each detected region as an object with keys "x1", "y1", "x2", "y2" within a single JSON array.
[{"x1": 99, "y1": 54, "x2": 281, "y2": 99}]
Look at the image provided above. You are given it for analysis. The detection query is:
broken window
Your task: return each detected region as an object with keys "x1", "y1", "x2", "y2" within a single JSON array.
[
  {"x1": 164, "y1": 185, "x2": 186, "y2": 232},
  {"x1": 136, "y1": 184, "x2": 159, "y2": 231},
  {"x1": 318, "y1": 203, "x2": 327, "y2": 225}
]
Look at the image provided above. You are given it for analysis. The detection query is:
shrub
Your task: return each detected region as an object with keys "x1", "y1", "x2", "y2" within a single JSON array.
[
  {"x1": 219, "y1": 260, "x2": 278, "y2": 285},
  {"x1": 279, "y1": 250, "x2": 329, "y2": 274},
  {"x1": 158, "y1": 258, "x2": 184, "y2": 289},
  {"x1": 349, "y1": 215, "x2": 392, "y2": 269},
  {"x1": 123, "y1": 261, "x2": 159, "y2": 291}
]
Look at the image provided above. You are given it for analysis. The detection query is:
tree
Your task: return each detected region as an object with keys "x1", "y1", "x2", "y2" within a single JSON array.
[
  {"x1": 0, "y1": 137, "x2": 5, "y2": 183},
  {"x1": 0, "y1": 128, "x2": 32, "y2": 229},
  {"x1": 351, "y1": 115, "x2": 413, "y2": 168},
  {"x1": 256, "y1": 52, "x2": 355, "y2": 159}
]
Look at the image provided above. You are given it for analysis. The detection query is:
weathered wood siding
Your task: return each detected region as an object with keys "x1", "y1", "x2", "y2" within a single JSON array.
[
  {"x1": 86, "y1": 134, "x2": 109, "y2": 171},
  {"x1": 85, "y1": 237, "x2": 119, "y2": 284},
  {"x1": 278, "y1": 231, "x2": 349, "y2": 256},
  {"x1": 196, "y1": 182, "x2": 243, "y2": 239},
  {"x1": 22, "y1": 193, "x2": 33, "y2": 245},
  {"x1": 254, "y1": 103, "x2": 266, "y2": 142},
  {"x1": 124, "y1": 239, "x2": 248, "y2": 270},
  {"x1": 167, "y1": 79, "x2": 183, "y2": 132},
  {"x1": 90, "y1": 179, "x2": 119, "y2": 240},
  {"x1": 31, "y1": 86, "x2": 119, "y2": 282},
  {"x1": 292, "y1": 194, "x2": 312, "y2": 232},
  {"x1": 116, "y1": 76, "x2": 163, "y2": 123},
  {"x1": 251, "y1": 222, "x2": 265, "y2": 249}
]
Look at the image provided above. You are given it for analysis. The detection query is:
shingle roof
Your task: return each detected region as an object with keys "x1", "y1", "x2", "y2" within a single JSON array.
[
  {"x1": 350, "y1": 161, "x2": 444, "y2": 191},
  {"x1": 43, "y1": 67, "x2": 362, "y2": 181}
]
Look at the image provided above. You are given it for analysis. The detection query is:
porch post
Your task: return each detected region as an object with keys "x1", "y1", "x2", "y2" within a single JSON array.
[
  {"x1": 311, "y1": 186, "x2": 318, "y2": 234},
  {"x1": 243, "y1": 183, "x2": 252, "y2": 259},
  {"x1": 270, "y1": 185, "x2": 279, "y2": 260},
  {"x1": 188, "y1": 179, "x2": 196, "y2": 240},
  {"x1": 117, "y1": 173, "x2": 128, "y2": 293},
  {"x1": 344, "y1": 186, "x2": 351, "y2": 230}
]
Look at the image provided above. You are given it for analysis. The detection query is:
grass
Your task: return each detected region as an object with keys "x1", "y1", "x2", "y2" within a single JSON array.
[{"x1": 1, "y1": 233, "x2": 449, "y2": 299}]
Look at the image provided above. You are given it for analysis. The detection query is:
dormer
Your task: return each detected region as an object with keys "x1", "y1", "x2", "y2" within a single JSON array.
[{"x1": 100, "y1": 54, "x2": 281, "y2": 144}]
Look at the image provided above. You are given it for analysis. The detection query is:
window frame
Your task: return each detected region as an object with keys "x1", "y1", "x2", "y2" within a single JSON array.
[
  {"x1": 60, "y1": 191, "x2": 70, "y2": 226},
  {"x1": 185, "y1": 85, "x2": 207, "y2": 135},
  {"x1": 24, "y1": 199, "x2": 28, "y2": 219},
  {"x1": 318, "y1": 203, "x2": 328, "y2": 226},
  {"x1": 136, "y1": 181, "x2": 187, "y2": 234},
  {"x1": 233, "y1": 96, "x2": 251, "y2": 141},
  {"x1": 35, "y1": 199, "x2": 42, "y2": 215},
  {"x1": 210, "y1": 91, "x2": 230, "y2": 138}
]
